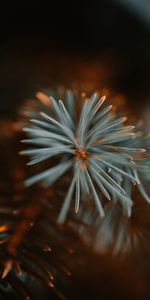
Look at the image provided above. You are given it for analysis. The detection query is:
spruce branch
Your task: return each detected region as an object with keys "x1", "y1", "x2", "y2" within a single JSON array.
[{"x1": 20, "y1": 90, "x2": 147, "y2": 222}]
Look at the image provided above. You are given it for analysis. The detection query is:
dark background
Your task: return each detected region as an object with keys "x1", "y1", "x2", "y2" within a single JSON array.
[
  {"x1": 0, "y1": 0, "x2": 150, "y2": 117},
  {"x1": 0, "y1": 2, "x2": 150, "y2": 299}
]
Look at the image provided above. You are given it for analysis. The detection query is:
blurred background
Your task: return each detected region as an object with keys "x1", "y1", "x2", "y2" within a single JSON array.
[
  {"x1": 0, "y1": 0, "x2": 150, "y2": 118},
  {"x1": 0, "y1": 2, "x2": 150, "y2": 299}
]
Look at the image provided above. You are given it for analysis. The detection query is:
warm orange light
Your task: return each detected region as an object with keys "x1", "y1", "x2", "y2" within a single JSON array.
[
  {"x1": 0, "y1": 225, "x2": 8, "y2": 233},
  {"x1": 35, "y1": 91, "x2": 51, "y2": 106},
  {"x1": 81, "y1": 92, "x2": 86, "y2": 98}
]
